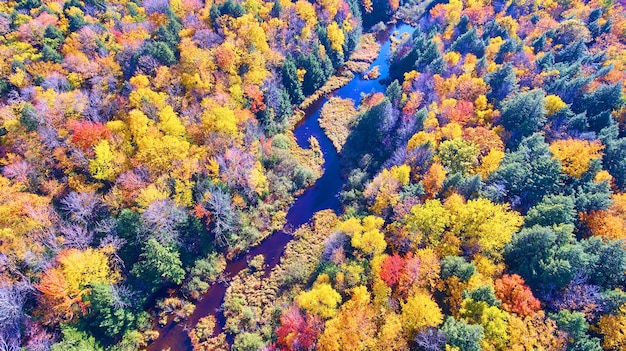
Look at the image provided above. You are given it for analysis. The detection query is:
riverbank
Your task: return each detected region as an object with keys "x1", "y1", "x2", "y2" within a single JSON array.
[{"x1": 144, "y1": 21, "x2": 415, "y2": 351}]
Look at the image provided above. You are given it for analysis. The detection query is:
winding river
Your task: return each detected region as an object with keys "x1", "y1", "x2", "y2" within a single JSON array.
[{"x1": 146, "y1": 22, "x2": 414, "y2": 351}]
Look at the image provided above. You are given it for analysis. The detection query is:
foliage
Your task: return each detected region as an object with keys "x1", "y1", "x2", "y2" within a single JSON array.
[
  {"x1": 131, "y1": 238, "x2": 185, "y2": 293},
  {"x1": 2, "y1": 0, "x2": 626, "y2": 348},
  {"x1": 296, "y1": 282, "x2": 342, "y2": 319}
]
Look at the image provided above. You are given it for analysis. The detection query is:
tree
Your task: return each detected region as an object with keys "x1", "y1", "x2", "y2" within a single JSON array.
[
  {"x1": 296, "y1": 282, "x2": 341, "y2": 319},
  {"x1": 582, "y1": 193, "x2": 626, "y2": 240},
  {"x1": 84, "y1": 283, "x2": 136, "y2": 340},
  {"x1": 0, "y1": 283, "x2": 28, "y2": 351},
  {"x1": 573, "y1": 83, "x2": 623, "y2": 132},
  {"x1": 437, "y1": 139, "x2": 479, "y2": 175},
  {"x1": 440, "y1": 256, "x2": 476, "y2": 282},
  {"x1": 401, "y1": 291, "x2": 443, "y2": 338},
  {"x1": 204, "y1": 188, "x2": 239, "y2": 248},
  {"x1": 141, "y1": 199, "x2": 187, "y2": 246},
  {"x1": 494, "y1": 274, "x2": 540, "y2": 317},
  {"x1": 552, "y1": 310, "x2": 601, "y2": 350},
  {"x1": 42, "y1": 44, "x2": 63, "y2": 63},
  {"x1": 480, "y1": 305, "x2": 510, "y2": 349},
  {"x1": 500, "y1": 90, "x2": 546, "y2": 145},
  {"x1": 275, "y1": 307, "x2": 322, "y2": 351},
  {"x1": 593, "y1": 304, "x2": 626, "y2": 351},
  {"x1": 51, "y1": 326, "x2": 103, "y2": 351},
  {"x1": 524, "y1": 195, "x2": 576, "y2": 227},
  {"x1": 376, "y1": 312, "x2": 408, "y2": 351},
  {"x1": 282, "y1": 56, "x2": 304, "y2": 105},
  {"x1": 489, "y1": 133, "x2": 562, "y2": 210},
  {"x1": 549, "y1": 138, "x2": 604, "y2": 178},
  {"x1": 507, "y1": 311, "x2": 567, "y2": 351},
  {"x1": 60, "y1": 191, "x2": 103, "y2": 226},
  {"x1": 232, "y1": 332, "x2": 265, "y2": 351},
  {"x1": 201, "y1": 106, "x2": 239, "y2": 136},
  {"x1": 317, "y1": 286, "x2": 377, "y2": 351},
  {"x1": 70, "y1": 121, "x2": 111, "y2": 150},
  {"x1": 440, "y1": 316, "x2": 484, "y2": 351},
  {"x1": 450, "y1": 28, "x2": 485, "y2": 57},
  {"x1": 37, "y1": 248, "x2": 118, "y2": 324},
  {"x1": 582, "y1": 237, "x2": 626, "y2": 288},
  {"x1": 144, "y1": 41, "x2": 176, "y2": 66},
  {"x1": 327, "y1": 22, "x2": 345, "y2": 55},
  {"x1": 485, "y1": 63, "x2": 518, "y2": 103},
  {"x1": 414, "y1": 327, "x2": 446, "y2": 351},
  {"x1": 403, "y1": 199, "x2": 451, "y2": 247},
  {"x1": 131, "y1": 238, "x2": 185, "y2": 293},
  {"x1": 504, "y1": 225, "x2": 587, "y2": 290},
  {"x1": 340, "y1": 216, "x2": 387, "y2": 257},
  {"x1": 89, "y1": 140, "x2": 119, "y2": 181},
  {"x1": 600, "y1": 125, "x2": 626, "y2": 190},
  {"x1": 445, "y1": 197, "x2": 523, "y2": 258},
  {"x1": 379, "y1": 254, "x2": 404, "y2": 288},
  {"x1": 299, "y1": 53, "x2": 326, "y2": 95}
]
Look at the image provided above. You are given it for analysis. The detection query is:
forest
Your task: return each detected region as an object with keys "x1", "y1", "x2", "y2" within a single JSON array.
[{"x1": 0, "y1": 0, "x2": 625, "y2": 349}]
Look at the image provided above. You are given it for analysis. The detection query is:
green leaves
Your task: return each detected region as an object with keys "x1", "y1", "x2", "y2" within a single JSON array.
[
  {"x1": 500, "y1": 89, "x2": 546, "y2": 145},
  {"x1": 131, "y1": 238, "x2": 185, "y2": 293}
]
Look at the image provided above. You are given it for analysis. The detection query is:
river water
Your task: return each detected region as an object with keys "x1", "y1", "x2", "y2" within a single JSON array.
[{"x1": 146, "y1": 22, "x2": 414, "y2": 351}]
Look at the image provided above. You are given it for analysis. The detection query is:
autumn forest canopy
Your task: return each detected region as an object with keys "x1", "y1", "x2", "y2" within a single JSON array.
[{"x1": 0, "y1": 0, "x2": 626, "y2": 349}]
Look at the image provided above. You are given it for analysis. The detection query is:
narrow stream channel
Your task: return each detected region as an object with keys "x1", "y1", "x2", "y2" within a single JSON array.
[{"x1": 146, "y1": 22, "x2": 414, "y2": 351}]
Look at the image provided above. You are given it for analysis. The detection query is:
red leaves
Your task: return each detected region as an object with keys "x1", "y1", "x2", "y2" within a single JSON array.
[
  {"x1": 244, "y1": 85, "x2": 266, "y2": 113},
  {"x1": 380, "y1": 253, "x2": 404, "y2": 288},
  {"x1": 362, "y1": 92, "x2": 386, "y2": 109},
  {"x1": 495, "y1": 274, "x2": 541, "y2": 317},
  {"x1": 276, "y1": 306, "x2": 322, "y2": 351},
  {"x1": 69, "y1": 121, "x2": 111, "y2": 150}
]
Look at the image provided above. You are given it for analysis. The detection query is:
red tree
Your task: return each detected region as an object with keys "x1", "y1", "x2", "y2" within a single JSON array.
[
  {"x1": 495, "y1": 274, "x2": 541, "y2": 317},
  {"x1": 69, "y1": 121, "x2": 111, "y2": 150},
  {"x1": 276, "y1": 306, "x2": 322, "y2": 351},
  {"x1": 379, "y1": 253, "x2": 405, "y2": 288}
]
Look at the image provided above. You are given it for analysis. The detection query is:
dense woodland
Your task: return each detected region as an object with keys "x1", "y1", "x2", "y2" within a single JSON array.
[{"x1": 0, "y1": 0, "x2": 626, "y2": 349}]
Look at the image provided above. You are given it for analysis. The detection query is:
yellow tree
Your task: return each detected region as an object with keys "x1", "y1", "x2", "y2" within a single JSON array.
[
  {"x1": 0, "y1": 175, "x2": 52, "y2": 262},
  {"x1": 403, "y1": 199, "x2": 451, "y2": 247},
  {"x1": 594, "y1": 304, "x2": 626, "y2": 350},
  {"x1": 549, "y1": 138, "x2": 604, "y2": 178},
  {"x1": 201, "y1": 106, "x2": 240, "y2": 137},
  {"x1": 296, "y1": 280, "x2": 342, "y2": 319},
  {"x1": 158, "y1": 105, "x2": 186, "y2": 137},
  {"x1": 445, "y1": 197, "x2": 523, "y2": 259},
  {"x1": 340, "y1": 216, "x2": 387, "y2": 257},
  {"x1": 89, "y1": 140, "x2": 124, "y2": 181},
  {"x1": 317, "y1": 286, "x2": 377, "y2": 351},
  {"x1": 507, "y1": 311, "x2": 567, "y2": 351},
  {"x1": 544, "y1": 95, "x2": 567, "y2": 116},
  {"x1": 135, "y1": 134, "x2": 191, "y2": 174},
  {"x1": 37, "y1": 247, "x2": 119, "y2": 324},
  {"x1": 401, "y1": 290, "x2": 444, "y2": 338},
  {"x1": 375, "y1": 312, "x2": 408, "y2": 351},
  {"x1": 327, "y1": 22, "x2": 345, "y2": 54}
]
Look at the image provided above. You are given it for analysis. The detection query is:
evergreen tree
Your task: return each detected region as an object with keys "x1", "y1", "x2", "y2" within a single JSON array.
[
  {"x1": 440, "y1": 317, "x2": 484, "y2": 351},
  {"x1": 524, "y1": 195, "x2": 576, "y2": 227},
  {"x1": 489, "y1": 133, "x2": 562, "y2": 209},
  {"x1": 500, "y1": 89, "x2": 546, "y2": 145},
  {"x1": 84, "y1": 283, "x2": 136, "y2": 340},
  {"x1": 485, "y1": 64, "x2": 518, "y2": 103},
  {"x1": 51, "y1": 326, "x2": 104, "y2": 351},
  {"x1": 450, "y1": 28, "x2": 485, "y2": 58},
  {"x1": 281, "y1": 56, "x2": 304, "y2": 105},
  {"x1": 131, "y1": 238, "x2": 185, "y2": 293}
]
